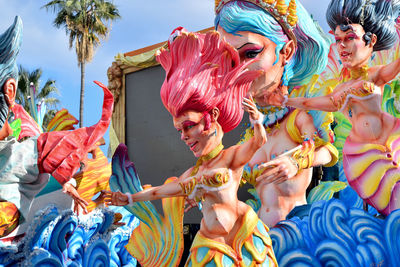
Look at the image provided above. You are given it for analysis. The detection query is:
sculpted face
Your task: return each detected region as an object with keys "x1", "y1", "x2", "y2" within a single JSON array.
[
  {"x1": 218, "y1": 27, "x2": 292, "y2": 106},
  {"x1": 334, "y1": 24, "x2": 375, "y2": 69},
  {"x1": 173, "y1": 110, "x2": 215, "y2": 158}
]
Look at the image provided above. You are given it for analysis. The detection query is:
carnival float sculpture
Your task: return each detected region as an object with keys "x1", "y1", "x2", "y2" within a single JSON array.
[
  {"x1": 215, "y1": 0, "x2": 339, "y2": 227},
  {"x1": 211, "y1": 0, "x2": 400, "y2": 266},
  {"x1": 0, "y1": 16, "x2": 114, "y2": 239},
  {"x1": 102, "y1": 29, "x2": 278, "y2": 266},
  {"x1": 0, "y1": 17, "x2": 140, "y2": 267},
  {"x1": 1, "y1": 0, "x2": 400, "y2": 266},
  {"x1": 262, "y1": 0, "x2": 400, "y2": 266},
  {"x1": 268, "y1": 0, "x2": 400, "y2": 216}
]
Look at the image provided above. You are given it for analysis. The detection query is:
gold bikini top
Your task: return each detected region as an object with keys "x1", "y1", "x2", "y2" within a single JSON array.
[
  {"x1": 330, "y1": 81, "x2": 375, "y2": 111},
  {"x1": 179, "y1": 169, "x2": 231, "y2": 197}
]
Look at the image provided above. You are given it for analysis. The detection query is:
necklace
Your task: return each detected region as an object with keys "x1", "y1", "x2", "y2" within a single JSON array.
[
  {"x1": 350, "y1": 65, "x2": 369, "y2": 80},
  {"x1": 342, "y1": 65, "x2": 369, "y2": 82},
  {"x1": 256, "y1": 105, "x2": 291, "y2": 132},
  {"x1": 191, "y1": 143, "x2": 224, "y2": 176}
]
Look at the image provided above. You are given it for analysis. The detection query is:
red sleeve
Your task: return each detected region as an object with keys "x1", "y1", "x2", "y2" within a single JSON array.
[{"x1": 37, "y1": 81, "x2": 113, "y2": 185}]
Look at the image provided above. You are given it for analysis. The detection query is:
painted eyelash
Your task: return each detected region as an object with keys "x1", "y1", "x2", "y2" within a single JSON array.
[{"x1": 241, "y1": 47, "x2": 264, "y2": 58}]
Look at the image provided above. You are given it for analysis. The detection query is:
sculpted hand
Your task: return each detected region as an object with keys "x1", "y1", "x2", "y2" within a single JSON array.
[
  {"x1": 184, "y1": 198, "x2": 199, "y2": 212},
  {"x1": 256, "y1": 155, "x2": 299, "y2": 185},
  {"x1": 102, "y1": 190, "x2": 130, "y2": 206},
  {"x1": 263, "y1": 88, "x2": 287, "y2": 107},
  {"x1": 63, "y1": 182, "x2": 89, "y2": 215},
  {"x1": 242, "y1": 95, "x2": 264, "y2": 124}
]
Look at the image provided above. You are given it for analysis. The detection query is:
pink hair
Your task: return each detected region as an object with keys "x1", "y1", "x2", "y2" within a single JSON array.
[{"x1": 157, "y1": 29, "x2": 261, "y2": 133}]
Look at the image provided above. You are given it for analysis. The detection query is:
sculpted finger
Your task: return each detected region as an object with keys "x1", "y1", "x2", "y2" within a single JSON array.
[
  {"x1": 242, "y1": 101, "x2": 253, "y2": 110},
  {"x1": 74, "y1": 205, "x2": 79, "y2": 216},
  {"x1": 82, "y1": 199, "x2": 89, "y2": 206},
  {"x1": 259, "y1": 159, "x2": 282, "y2": 169},
  {"x1": 243, "y1": 100, "x2": 257, "y2": 112},
  {"x1": 256, "y1": 168, "x2": 279, "y2": 184},
  {"x1": 77, "y1": 200, "x2": 88, "y2": 214},
  {"x1": 256, "y1": 174, "x2": 273, "y2": 185},
  {"x1": 262, "y1": 173, "x2": 281, "y2": 184},
  {"x1": 260, "y1": 166, "x2": 286, "y2": 184},
  {"x1": 270, "y1": 168, "x2": 290, "y2": 183},
  {"x1": 112, "y1": 193, "x2": 118, "y2": 205},
  {"x1": 73, "y1": 198, "x2": 84, "y2": 211},
  {"x1": 274, "y1": 173, "x2": 290, "y2": 184},
  {"x1": 73, "y1": 194, "x2": 89, "y2": 206},
  {"x1": 260, "y1": 165, "x2": 281, "y2": 178}
]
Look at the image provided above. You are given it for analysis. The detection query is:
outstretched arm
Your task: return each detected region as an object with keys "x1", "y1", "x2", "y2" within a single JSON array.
[
  {"x1": 285, "y1": 95, "x2": 339, "y2": 112},
  {"x1": 230, "y1": 96, "x2": 267, "y2": 169},
  {"x1": 264, "y1": 85, "x2": 340, "y2": 112},
  {"x1": 374, "y1": 59, "x2": 400, "y2": 87},
  {"x1": 103, "y1": 169, "x2": 194, "y2": 206},
  {"x1": 269, "y1": 80, "x2": 372, "y2": 112},
  {"x1": 103, "y1": 180, "x2": 184, "y2": 206}
]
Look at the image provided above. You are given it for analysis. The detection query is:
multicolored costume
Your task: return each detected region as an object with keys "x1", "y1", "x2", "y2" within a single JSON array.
[{"x1": 185, "y1": 207, "x2": 277, "y2": 267}]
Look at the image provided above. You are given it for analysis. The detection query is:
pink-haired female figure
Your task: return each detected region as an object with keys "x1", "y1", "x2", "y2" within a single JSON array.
[{"x1": 102, "y1": 29, "x2": 277, "y2": 266}]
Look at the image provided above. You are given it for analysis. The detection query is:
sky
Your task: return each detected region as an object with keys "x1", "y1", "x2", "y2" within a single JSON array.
[{"x1": 0, "y1": 0, "x2": 331, "y2": 156}]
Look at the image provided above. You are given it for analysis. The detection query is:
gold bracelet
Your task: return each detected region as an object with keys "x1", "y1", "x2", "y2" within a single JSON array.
[{"x1": 292, "y1": 138, "x2": 315, "y2": 172}]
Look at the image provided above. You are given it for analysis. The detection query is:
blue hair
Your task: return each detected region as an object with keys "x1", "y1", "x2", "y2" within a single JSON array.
[
  {"x1": 215, "y1": 0, "x2": 330, "y2": 90},
  {"x1": 0, "y1": 16, "x2": 22, "y2": 128}
]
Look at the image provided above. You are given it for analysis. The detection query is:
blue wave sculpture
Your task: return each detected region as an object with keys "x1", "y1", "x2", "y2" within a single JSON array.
[
  {"x1": 0, "y1": 205, "x2": 139, "y2": 267},
  {"x1": 270, "y1": 199, "x2": 400, "y2": 266}
]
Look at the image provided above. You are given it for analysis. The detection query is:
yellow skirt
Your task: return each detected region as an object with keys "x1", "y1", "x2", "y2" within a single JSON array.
[{"x1": 185, "y1": 207, "x2": 277, "y2": 267}]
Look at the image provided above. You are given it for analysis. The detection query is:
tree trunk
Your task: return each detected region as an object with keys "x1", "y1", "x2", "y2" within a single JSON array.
[{"x1": 79, "y1": 61, "x2": 85, "y2": 127}]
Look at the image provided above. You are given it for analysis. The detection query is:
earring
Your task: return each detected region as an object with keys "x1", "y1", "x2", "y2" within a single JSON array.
[{"x1": 214, "y1": 128, "x2": 217, "y2": 136}]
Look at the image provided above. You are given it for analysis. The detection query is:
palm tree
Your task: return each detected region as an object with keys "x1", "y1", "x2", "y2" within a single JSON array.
[
  {"x1": 16, "y1": 65, "x2": 60, "y2": 129},
  {"x1": 43, "y1": 0, "x2": 120, "y2": 127}
]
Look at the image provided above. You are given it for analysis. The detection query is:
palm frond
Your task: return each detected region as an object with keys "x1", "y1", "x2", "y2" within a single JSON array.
[
  {"x1": 42, "y1": 98, "x2": 61, "y2": 109},
  {"x1": 16, "y1": 65, "x2": 61, "y2": 120},
  {"x1": 43, "y1": 0, "x2": 120, "y2": 125},
  {"x1": 37, "y1": 79, "x2": 59, "y2": 99}
]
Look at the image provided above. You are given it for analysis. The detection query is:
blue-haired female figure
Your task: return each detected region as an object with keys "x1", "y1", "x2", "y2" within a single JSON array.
[
  {"x1": 269, "y1": 0, "x2": 400, "y2": 215},
  {"x1": 215, "y1": 0, "x2": 339, "y2": 227}
]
